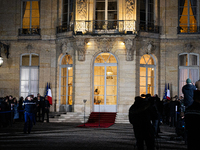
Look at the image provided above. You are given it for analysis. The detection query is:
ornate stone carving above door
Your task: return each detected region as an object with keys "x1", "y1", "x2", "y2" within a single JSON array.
[
  {"x1": 124, "y1": 38, "x2": 134, "y2": 61},
  {"x1": 96, "y1": 38, "x2": 115, "y2": 52}
]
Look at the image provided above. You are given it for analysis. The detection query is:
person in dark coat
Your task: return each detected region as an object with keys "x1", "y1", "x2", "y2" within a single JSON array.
[
  {"x1": 129, "y1": 96, "x2": 156, "y2": 150},
  {"x1": 18, "y1": 97, "x2": 24, "y2": 121},
  {"x1": 182, "y1": 78, "x2": 196, "y2": 108},
  {"x1": 36, "y1": 93, "x2": 44, "y2": 122},
  {"x1": 23, "y1": 95, "x2": 36, "y2": 134},
  {"x1": 185, "y1": 90, "x2": 200, "y2": 150},
  {"x1": 44, "y1": 96, "x2": 50, "y2": 123}
]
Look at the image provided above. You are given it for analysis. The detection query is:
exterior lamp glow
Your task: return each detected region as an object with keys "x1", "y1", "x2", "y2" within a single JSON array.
[{"x1": 0, "y1": 56, "x2": 3, "y2": 66}]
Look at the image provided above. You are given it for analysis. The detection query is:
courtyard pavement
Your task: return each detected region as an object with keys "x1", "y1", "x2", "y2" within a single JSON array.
[{"x1": 0, "y1": 121, "x2": 187, "y2": 150}]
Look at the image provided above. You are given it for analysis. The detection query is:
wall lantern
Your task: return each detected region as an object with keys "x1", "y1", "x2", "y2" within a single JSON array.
[{"x1": 0, "y1": 42, "x2": 10, "y2": 67}]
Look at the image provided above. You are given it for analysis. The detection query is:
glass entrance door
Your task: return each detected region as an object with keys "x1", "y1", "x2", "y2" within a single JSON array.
[
  {"x1": 93, "y1": 53, "x2": 117, "y2": 112},
  {"x1": 59, "y1": 55, "x2": 73, "y2": 112}
]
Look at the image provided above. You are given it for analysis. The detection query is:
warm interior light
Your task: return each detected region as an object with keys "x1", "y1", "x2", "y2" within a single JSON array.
[
  {"x1": 121, "y1": 42, "x2": 125, "y2": 46},
  {"x1": 106, "y1": 66, "x2": 113, "y2": 79},
  {"x1": 179, "y1": 0, "x2": 197, "y2": 33}
]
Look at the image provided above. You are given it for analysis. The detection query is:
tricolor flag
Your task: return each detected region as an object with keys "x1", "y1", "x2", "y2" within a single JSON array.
[
  {"x1": 47, "y1": 83, "x2": 52, "y2": 105},
  {"x1": 163, "y1": 83, "x2": 167, "y2": 99},
  {"x1": 167, "y1": 83, "x2": 171, "y2": 100}
]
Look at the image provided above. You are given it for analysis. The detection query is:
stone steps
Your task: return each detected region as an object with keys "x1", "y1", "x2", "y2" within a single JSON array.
[
  {"x1": 56, "y1": 112, "x2": 90, "y2": 123},
  {"x1": 49, "y1": 112, "x2": 129, "y2": 124},
  {"x1": 115, "y1": 113, "x2": 129, "y2": 124}
]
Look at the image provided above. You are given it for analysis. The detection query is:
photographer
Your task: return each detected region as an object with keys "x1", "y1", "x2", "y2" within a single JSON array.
[{"x1": 129, "y1": 94, "x2": 158, "y2": 150}]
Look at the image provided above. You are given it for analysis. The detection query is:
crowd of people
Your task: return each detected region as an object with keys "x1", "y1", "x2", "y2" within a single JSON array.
[
  {"x1": 0, "y1": 93, "x2": 50, "y2": 130},
  {"x1": 129, "y1": 78, "x2": 200, "y2": 150}
]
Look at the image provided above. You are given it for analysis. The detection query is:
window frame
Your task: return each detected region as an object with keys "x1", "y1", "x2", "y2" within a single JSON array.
[
  {"x1": 139, "y1": 54, "x2": 156, "y2": 95},
  {"x1": 62, "y1": 0, "x2": 75, "y2": 26},
  {"x1": 178, "y1": 0, "x2": 199, "y2": 33},
  {"x1": 93, "y1": 52, "x2": 118, "y2": 112},
  {"x1": 19, "y1": 53, "x2": 39, "y2": 98},
  {"x1": 178, "y1": 53, "x2": 199, "y2": 96},
  {"x1": 95, "y1": 0, "x2": 118, "y2": 21},
  {"x1": 58, "y1": 54, "x2": 73, "y2": 112},
  {"x1": 140, "y1": 0, "x2": 154, "y2": 26},
  {"x1": 20, "y1": 0, "x2": 40, "y2": 29}
]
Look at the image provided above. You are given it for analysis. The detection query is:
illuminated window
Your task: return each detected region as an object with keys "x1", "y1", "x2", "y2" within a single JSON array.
[
  {"x1": 95, "y1": 0, "x2": 117, "y2": 30},
  {"x1": 140, "y1": 54, "x2": 156, "y2": 96},
  {"x1": 140, "y1": 0, "x2": 154, "y2": 30},
  {"x1": 178, "y1": 0, "x2": 197, "y2": 33},
  {"x1": 62, "y1": 0, "x2": 74, "y2": 27},
  {"x1": 59, "y1": 55, "x2": 73, "y2": 112},
  {"x1": 93, "y1": 53, "x2": 118, "y2": 112},
  {"x1": 21, "y1": 0, "x2": 40, "y2": 29},
  {"x1": 179, "y1": 53, "x2": 199, "y2": 96},
  {"x1": 20, "y1": 53, "x2": 39, "y2": 98}
]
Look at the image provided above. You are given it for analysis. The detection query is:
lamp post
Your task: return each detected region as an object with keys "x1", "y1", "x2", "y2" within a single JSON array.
[{"x1": 83, "y1": 99, "x2": 87, "y2": 126}]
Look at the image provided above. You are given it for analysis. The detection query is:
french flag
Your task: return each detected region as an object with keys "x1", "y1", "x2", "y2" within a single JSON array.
[
  {"x1": 166, "y1": 83, "x2": 171, "y2": 100},
  {"x1": 47, "y1": 83, "x2": 52, "y2": 105}
]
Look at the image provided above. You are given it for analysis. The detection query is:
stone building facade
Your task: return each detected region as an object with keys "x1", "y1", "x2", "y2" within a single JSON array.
[{"x1": 0, "y1": 0, "x2": 199, "y2": 114}]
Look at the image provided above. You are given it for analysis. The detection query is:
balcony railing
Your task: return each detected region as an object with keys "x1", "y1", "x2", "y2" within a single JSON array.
[
  {"x1": 56, "y1": 24, "x2": 74, "y2": 33},
  {"x1": 56, "y1": 20, "x2": 136, "y2": 35},
  {"x1": 177, "y1": 26, "x2": 200, "y2": 34},
  {"x1": 139, "y1": 24, "x2": 159, "y2": 33},
  {"x1": 18, "y1": 28, "x2": 41, "y2": 36}
]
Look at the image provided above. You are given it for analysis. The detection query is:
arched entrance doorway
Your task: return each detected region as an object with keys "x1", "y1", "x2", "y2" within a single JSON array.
[
  {"x1": 93, "y1": 53, "x2": 118, "y2": 112},
  {"x1": 58, "y1": 54, "x2": 73, "y2": 112}
]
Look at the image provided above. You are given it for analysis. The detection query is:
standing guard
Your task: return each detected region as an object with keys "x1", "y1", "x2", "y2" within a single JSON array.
[{"x1": 23, "y1": 95, "x2": 36, "y2": 134}]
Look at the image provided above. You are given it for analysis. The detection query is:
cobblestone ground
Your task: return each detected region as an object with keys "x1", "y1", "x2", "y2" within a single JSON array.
[{"x1": 0, "y1": 121, "x2": 187, "y2": 150}]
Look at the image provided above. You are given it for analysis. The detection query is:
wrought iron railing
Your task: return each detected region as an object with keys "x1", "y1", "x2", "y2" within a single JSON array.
[
  {"x1": 18, "y1": 28, "x2": 41, "y2": 36},
  {"x1": 139, "y1": 24, "x2": 159, "y2": 33},
  {"x1": 56, "y1": 24, "x2": 74, "y2": 33},
  {"x1": 177, "y1": 26, "x2": 199, "y2": 34},
  {"x1": 56, "y1": 20, "x2": 136, "y2": 35}
]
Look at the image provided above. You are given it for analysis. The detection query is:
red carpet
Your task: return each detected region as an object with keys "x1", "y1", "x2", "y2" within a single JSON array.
[{"x1": 78, "y1": 112, "x2": 116, "y2": 128}]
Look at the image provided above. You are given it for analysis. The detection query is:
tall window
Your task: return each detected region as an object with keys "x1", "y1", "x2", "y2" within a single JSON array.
[
  {"x1": 95, "y1": 0, "x2": 117, "y2": 30},
  {"x1": 62, "y1": 0, "x2": 74, "y2": 29},
  {"x1": 140, "y1": 0, "x2": 154, "y2": 31},
  {"x1": 178, "y1": 0, "x2": 198, "y2": 33},
  {"x1": 179, "y1": 53, "x2": 199, "y2": 96},
  {"x1": 20, "y1": 53, "x2": 39, "y2": 98},
  {"x1": 59, "y1": 55, "x2": 73, "y2": 112},
  {"x1": 140, "y1": 54, "x2": 156, "y2": 95},
  {"x1": 21, "y1": 1, "x2": 40, "y2": 30}
]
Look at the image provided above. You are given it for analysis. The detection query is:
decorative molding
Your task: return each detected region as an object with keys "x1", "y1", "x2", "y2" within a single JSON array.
[
  {"x1": 77, "y1": 0, "x2": 87, "y2": 19},
  {"x1": 124, "y1": 38, "x2": 134, "y2": 61},
  {"x1": 146, "y1": 41, "x2": 155, "y2": 54},
  {"x1": 126, "y1": 0, "x2": 135, "y2": 20},
  {"x1": 75, "y1": 38, "x2": 86, "y2": 61},
  {"x1": 96, "y1": 38, "x2": 115, "y2": 52},
  {"x1": 26, "y1": 44, "x2": 33, "y2": 53},
  {"x1": 184, "y1": 43, "x2": 194, "y2": 53},
  {"x1": 140, "y1": 41, "x2": 155, "y2": 54}
]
